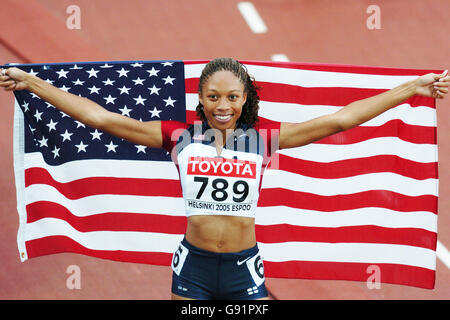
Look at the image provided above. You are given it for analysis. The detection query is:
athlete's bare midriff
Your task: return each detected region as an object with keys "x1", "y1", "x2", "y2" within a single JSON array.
[{"x1": 185, "y1": 215, "x2": 256, "y2": 252}]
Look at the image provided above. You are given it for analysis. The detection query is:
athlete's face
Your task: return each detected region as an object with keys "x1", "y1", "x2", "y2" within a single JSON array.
[{"x1": 199, "y1": 70, "x2": 247, "y2": 133}]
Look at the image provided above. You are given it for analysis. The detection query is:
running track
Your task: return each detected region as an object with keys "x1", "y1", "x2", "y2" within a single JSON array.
[{"x1": 0, "y1": 0, "x2": 449, "y2": 299}]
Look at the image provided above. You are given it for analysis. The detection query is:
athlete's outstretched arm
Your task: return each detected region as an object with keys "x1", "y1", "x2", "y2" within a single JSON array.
[
  {"x1": 279, "y1": 70, "x2": 449, "y2": 149},
  {"x1": 0, "y1": 67, "x2": 163, "y2": 148}
]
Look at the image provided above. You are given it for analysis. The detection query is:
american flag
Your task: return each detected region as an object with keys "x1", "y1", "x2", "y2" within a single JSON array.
[{"x1": 11, "y1": 60, "x2": 439, "y2": 289}]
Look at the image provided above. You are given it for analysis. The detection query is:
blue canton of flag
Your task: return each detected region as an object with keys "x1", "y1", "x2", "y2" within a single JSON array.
[{"x1": 12, "y1": 61, "x2": 186, "y2": 164}]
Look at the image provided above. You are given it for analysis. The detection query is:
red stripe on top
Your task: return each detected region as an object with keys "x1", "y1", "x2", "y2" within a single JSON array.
[
  {"x1": 255, "y1": 224, "x2": 436, "y2": 250},
  {"x1": 277, "y1": 154, "x2": 438, "y2": 180},
  {"x1": 258, "y1": 189, "x2": 438, "y2": 213},
  {"x1": 315, "y1": 120, "x2": 436, "y2": 144},
  {"x1": 236, "y1": 60, "x2": 442, "y2": 76},
  {"x1": 26, "y1": 201, "x2": 187, "y2": 233},
  {"x1": 183, "y1": 60, "x2": 441, "y2": 75},
  {"x1": 262, "y1": 260, "x2": 435, "y2": 289},
  {"x1": 25, "y1": 167, "x2": 182, "y2": 199},
  {"x1": 185, "y1": 78, "x2": 435, "y2": 108},
  {"x1": 25, "y1": 236, "x2": 173, "y2": 266}
]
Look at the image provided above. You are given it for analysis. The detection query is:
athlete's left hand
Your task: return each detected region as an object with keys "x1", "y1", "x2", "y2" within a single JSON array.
[{"x1": 415, "y1": 69, "x2": 449, "y2": 99}]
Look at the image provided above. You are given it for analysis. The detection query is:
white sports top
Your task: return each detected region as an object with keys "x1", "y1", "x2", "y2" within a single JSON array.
[{"x1": 161, "y1": 120, "x2": 280, "y2": 218}]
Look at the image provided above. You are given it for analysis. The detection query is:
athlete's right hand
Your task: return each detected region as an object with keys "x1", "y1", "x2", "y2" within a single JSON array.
[{"x1": 0, "y1": 67, "x2": 29, "y2": 91}]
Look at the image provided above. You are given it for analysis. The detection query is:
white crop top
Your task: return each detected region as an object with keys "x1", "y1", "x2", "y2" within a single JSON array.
[{"x1": 161, "y1": 120, "x2": 280, "y2": 218}]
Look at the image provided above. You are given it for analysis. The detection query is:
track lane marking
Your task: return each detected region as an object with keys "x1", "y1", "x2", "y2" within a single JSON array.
[
  {"x1": 237, "y1": 2, "x2": 267, "y2": 34},
  {"x1": 271, "y1": 54, "x2": 290, "y2": 62},
  {"x1": 437, "y1": 240, "x2": 450, "y2": 269}
]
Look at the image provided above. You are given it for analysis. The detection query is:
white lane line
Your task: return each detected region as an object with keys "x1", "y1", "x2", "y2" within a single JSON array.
[
  {"x1": 237, "y1": 2, "x2": 267, "y2": 34},
  {"x1": 271, "y1": 54, "x2": 290, "y2": 62},
  {"x1": 437, "y1": 240, "x2": 450, "y2": 269}
]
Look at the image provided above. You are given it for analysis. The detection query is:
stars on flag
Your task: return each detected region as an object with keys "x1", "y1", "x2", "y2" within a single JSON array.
[
  {"x1": 61, "y1": 130, "x2": 73, "y2": 142},
  {"x1": 75, "y1": 141, "x2": 88, "y2": 153},
  {"x1": 15, "y1": 60, "x2": 185, "y2": 164}
]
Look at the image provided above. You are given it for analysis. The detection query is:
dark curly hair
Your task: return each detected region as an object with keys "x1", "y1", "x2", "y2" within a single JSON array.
[{"x1": 196, "y1": 58, "x2": 260, "y2": 125}]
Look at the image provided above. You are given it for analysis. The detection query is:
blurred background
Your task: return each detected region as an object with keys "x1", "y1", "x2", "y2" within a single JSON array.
[{"x1": 0, "y1": 0, "x2": 449, "y2": 299}]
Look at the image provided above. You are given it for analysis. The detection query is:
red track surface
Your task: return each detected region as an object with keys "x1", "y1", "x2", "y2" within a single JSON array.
[{"x1": 1, "y1": 0, "x2": 449, "y2": 299}]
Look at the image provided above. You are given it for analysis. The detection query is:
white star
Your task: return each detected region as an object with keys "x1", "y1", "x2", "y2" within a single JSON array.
[
  {"x1": 146, "y1": 67, "x2": 160, "y2": 77},
  {"x1": 86, "y1": 68, "x2": 99, "y2": 78},
  {"x1": 46, "y1": 119, "x2": 58, "y2": 132},
  {"x1": 21, "y1": 102, "x2": 29, "y2": 112},
  {"x1": 33, "y1": 109, "x2": 43, "y2": 122},
  {"x1": 72, "y1": 78, "x2": 85, "y2": 85},
  {"x1": 149, "y1": 107, "x2": 162, "y2": 118},
  {"x1": 75, "y1": 121, "x2": 86, "y2": 128},
  {"x1": 135, "y1": 145, "x2": 147, "y2": 154},
  {"x1": 37, "y1": 136, "x2": 48, "y2": 147},
  {"x1": 102, "y1": 78, "x2": 115, "y2": 86},
  {"x1": 60, "y1": 111, "x2": 70, "y2": 118},
  {"x1": 75, "y1": 141, "x2": 88, "y2": 153},
  {"x1": 56, "y1": 69, "x2": 69, "y2": 78},
  {"x1": 52, "y1": 146, "x2": 60, "y2": 159},
  {"x1": 100, "y1": 63, "x2": 113, "y2": 68},
  {"x1": 45, "y1": 79, "x2": 55, "y2": 84},
  {"x1": 133, "y1": 95, "x2": 147, "y2": 106},
  {"x1": 45, "y1": 102, "x2": 55, "y2": 108},
  {"x1": 105, "y1": 141, "x2": 118, "y2": 153},
  {"x1": 90, "y1": 129, "x2": 103, "y2": 140},
  {"x1": 88, "y1": 85, "x2": 101, "y2": 94},
  {"x1": 60, "y1": 130, "x2": 73, "y2": 142},
  {"x1": 161, "y1": 62, "x2": 174, "y2": 67},
  {"x1": 163, "y1": 96, "x2": 176, "y2": 107},
  {"x1": 130, "y1": 62, "x2": 144, "y2": 68},
  {"x1": 104, "y1": 95, "x2": 117, "y2": 104},
  {"x1": 117, "y1": 68, "x2": 129, "y2": 77},
  {"x1": 148, "y1": 85, "x2": 161, "y2": 95},
  {"x1": 28, "y1": 69, "x2": 39, "y2": 76},
  {"x1": 119, "y1": 105, "x2": 132, "y2": 116},
  {"x1": 118, "y1": 85, "x2": 131, "y2": 95},
  {"x1": 163, "y1": 75, "x2": 175, "y2": 85},
  {"x1": 70, "y1": 64, "x2": 83, "y2": 70},
  {"x1": 132, "y1": 77, "x2": 145, "y2": 85},
  {"x1": 59, "y1": 85, "x2": 71, "y2": 92}
]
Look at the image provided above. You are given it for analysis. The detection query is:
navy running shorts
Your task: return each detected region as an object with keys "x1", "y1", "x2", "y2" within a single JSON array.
[{"x1": 171, "y1": 237, "x2": 268, "y2": 300}]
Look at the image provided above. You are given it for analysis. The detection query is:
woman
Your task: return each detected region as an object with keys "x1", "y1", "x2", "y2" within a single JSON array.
[{"x1": 1, "y1": 58, "x2": 448, "y2": 300}]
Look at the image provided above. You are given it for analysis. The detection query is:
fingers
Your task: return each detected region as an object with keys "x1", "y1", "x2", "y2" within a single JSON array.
[
  {"x1": 430, "y1": 69, "x2": 449, "y2": 99},
  {"x1": 0, "y1": 68, "x2": 10, "y2": 81},
  {"x1": 4, "y1": 83, "x2": 16, "y2": 91},
  {"x1": 432, "y1": 85, "x2": 447, "y2": 99},
  {"x1": 0, "y1": 67, "x2": 15, "y2": 91},
  {"x1": 0, "y1": 79, "x2": 15, "y2": 87},
  {"x1": 436, "y1": 69, "x2": 449, "y2": 82}
]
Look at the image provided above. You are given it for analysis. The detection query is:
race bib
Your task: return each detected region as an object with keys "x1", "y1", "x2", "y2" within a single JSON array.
[{"x1": 181, "y1": 155, "x2": 261, "y2": 217}]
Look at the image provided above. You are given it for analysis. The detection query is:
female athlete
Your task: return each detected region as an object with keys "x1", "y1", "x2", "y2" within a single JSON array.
[{"x1": 0, "y1": 58, "x2": 448, "y2": 300}]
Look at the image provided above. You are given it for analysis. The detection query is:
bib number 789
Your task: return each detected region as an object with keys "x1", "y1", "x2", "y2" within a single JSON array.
[{"x1": 194, "y1": 177, "x2": 249, "y2": 203}]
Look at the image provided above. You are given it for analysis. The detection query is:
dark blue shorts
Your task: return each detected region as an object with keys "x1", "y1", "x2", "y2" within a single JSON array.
[{"x1": 171, "y1": 237, "x2": 268, "y2": 300}]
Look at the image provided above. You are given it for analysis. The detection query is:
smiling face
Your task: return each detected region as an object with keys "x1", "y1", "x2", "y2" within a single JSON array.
[{"x1": 199, "y1": 70, "x2": 247, "y2": 134}]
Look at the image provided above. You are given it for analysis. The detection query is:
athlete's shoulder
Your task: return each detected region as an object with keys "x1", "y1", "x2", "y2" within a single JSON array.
[{"x1": 161, "y1": 120, "x2": 190, "y2": 152}]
